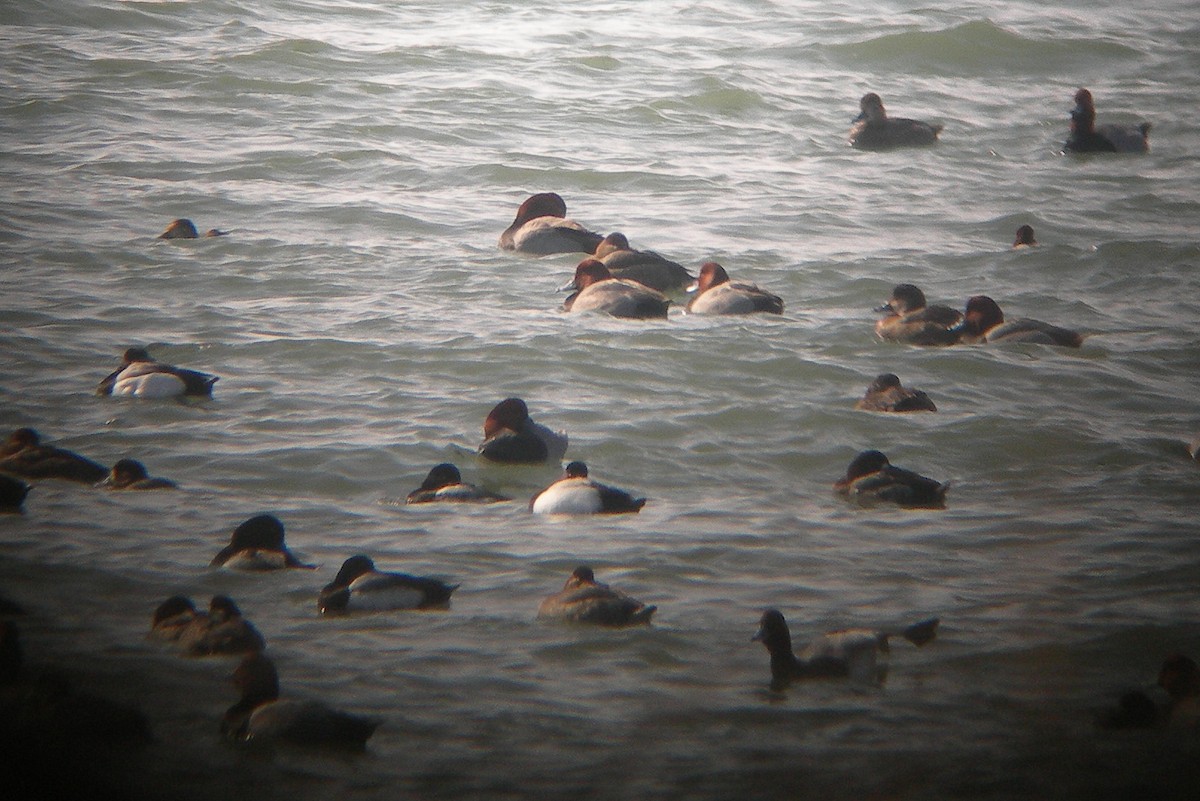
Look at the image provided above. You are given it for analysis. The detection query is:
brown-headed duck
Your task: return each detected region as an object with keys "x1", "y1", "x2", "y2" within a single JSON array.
[
  {"x1": 0, "y1": 474, "x2": 30, "y2": 511},
  {"x1": 753, "y1": 609, "x2": 938, "y2": 690},
  {"x1": 210, "y1": 514, "x2": 315, "y2": 571},
  {"x1": 98, "y1": 458, "x2": 176, "y2": 490},
  {"x1": 96, "y1": 347, "x2": 218, "y2": 399},
  {"x1": 159, "y1": 218, "x2": 228, "y2": 239},
  {"x1": 951, "y1": 295, "x2": 1084, "y2": 347},
  {"x1": 530, "y1": 461, "x2": 645, "y2": 515},
  {"x1": 405, "y1": 463, "x2": 510, "y2": 504},
  {"x1": 498, "y1": 192, "x2": 604, "y2": 255},
  {"x1": 149, "y1": 596, "x2": 200, "y2": 642},
  {"x1": 222, "y1": 652, "x2": 380, "y2": 748},
  {"x1": 685, "y1": 262, "x2": 783, "y2": 315},
  {"x1": 1013, "y1": 225, "x2": 1037, "y2": 248},
  {"x1": 849, "y1": 93, "x2": 942, "y2": 150},
  {"x1": 177, "y1": 596, "x2": 266, "y2": 657},
  {"x1": 0, "y1": 428, "x2": 107, "y2": 484},
  {"x1": 537, "y1": 566, "x2": 656, "y2": 626},
  {"x1": 855, "y1": 373, "x2": 936, "y2": 413},
  {"x1": 874, "y1": 284, "x2": 962, "y2": 345},
  {"x1": 317, "y1": 555, "x2": 458, "y2": 614},
  {"x1": 561, "y1": 259, "x2": 670, "y2": 319},
  {"x1": 478, "y1": 397, "x2": 569, "y2": 464},
  {"x1": 834, "y1": 449, "x2": 949, "y2": 508},
  {"x1": 1065, "y1": 89, "x2": 1150, "y2": 154},
  {"x1": 593, "y1": 233, "x2": 695, "y2": 293}
]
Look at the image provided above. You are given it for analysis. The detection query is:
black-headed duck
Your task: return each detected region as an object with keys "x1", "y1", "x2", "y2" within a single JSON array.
[
  {"x1": 405, "y1": 463, "x2": 510, "y2": 504},
  {"x1": 561, "y1": 259, "x2": 670, "y2": 320},
  {"x1": 0, "y1": 428, "x2": 107, "y2": 484},
  {"x1": 317, "y1": 555, "x2": 458, "y2": 614},
  {"x1": 855, "y1": 373, "x2": 937, "y2": 413},
  {"x1": 478, "y1": 397, "x2": 568, "y2": 465},
  {"x1": 874, "y1": 284, "x2": 962, "y2": 345},
  {"x1": 1013, "y1": 225, "x2": 1037, "y2": 248},
  {"x1": 98, "y1": 458, "x2": 176, "y2": 490},
  {"x1": 96, "y1": 347, "x2": 218, "y2": 399},
  {"x1": 849, "y1": 93, "x2": 942, "y2": 150},
  {"x1": 530, "y1": 461, "x2": 645, "y2": 515},
  {"x1": 834, "y1": 450, "x2": 949, "y2": 508},
  {"x1": 210, "y1": 514, "x2": 315, "y2": 571},
  {"x1": 685, "y1": 262, "x2": 783, "y2": 315},
  {"x1": 537, "y1": 566, "x2": 656, "y2": 626},
  {"x1": 499, "y1": 192, "x2": 603, "y2": 255},
  {"x1": 593, "y1": 232, "x2": 694, "y2": 293},
  {"x1": 1064, "y1": 89, "x2": 1150, "y2": 154},
  {"x1": 952, "y1": 295, "x2": 1084, "y2": 347}
]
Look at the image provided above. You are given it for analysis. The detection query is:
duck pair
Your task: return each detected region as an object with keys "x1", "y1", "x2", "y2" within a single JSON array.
[
  {"x1": 0, "y1": 429, "x2": 175, "y2": 490},
  {"x1": 150, "y1": 595, "x2": 265, "y2": 657},
  {"x1": 875, "y1": 285, "x2": 1083, "y2": 348}
]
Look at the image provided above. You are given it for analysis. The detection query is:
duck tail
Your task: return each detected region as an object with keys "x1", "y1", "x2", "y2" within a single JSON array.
[
  {"x1": 631, "y1": 605, "x2": 657, "y2": 625},
  {"x1": 902, "y1": 617, "x2": 939, "y2": 647}
]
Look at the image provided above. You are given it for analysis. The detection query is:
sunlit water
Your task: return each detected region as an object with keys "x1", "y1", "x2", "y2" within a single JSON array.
[{"x1": 2, "y1": 1, "x2": 1199, "y2": 798}]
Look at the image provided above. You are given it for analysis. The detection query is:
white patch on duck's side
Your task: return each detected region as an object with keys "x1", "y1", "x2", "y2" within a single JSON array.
[
  {"x1": 345, "y1": 574, "x2": 427, "y2": 611},
  {"x1": 798, "y1": 629, "x2": 888, "y2": 683},
  {"x1": 531, "y1": 478, "x2": 602, "y2": 514},
  {"x1": 221, "y1": 550, "x2": 290, "y2": 571},
  {"x1": 113, "y1": 371, "x2": 187, "y2": 398}
]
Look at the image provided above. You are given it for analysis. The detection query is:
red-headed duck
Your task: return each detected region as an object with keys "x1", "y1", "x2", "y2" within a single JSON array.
[
  {"x1": 210, "y1": 514, "x2": 315, "y2": 571},
  {"x1": 752, "y1": 609, "x2": 938, "y2": 690},
  {"x1": 561, "y1": 259, "x2": 670, "y2": 319},
  {"x1": 874, "y1": 284, "x2": 962, "y2": 345},
  {"x1": 159, "y1": 218, "x2": 227, "y2": 239},
  {"x1": 0, "y1": 428, "x2": 107, "y2": 484},
  {"x1": 1013, "y1": 225, "x2": 1037, "y2": 248},
  {"x1": 537, "y1": 566, "x2": 656, "y2": 626},
  {"x1": 593, "y1": 233, "x2": 695, "y2": 293},
  {"x1": 317, "y1": 555, "x2": 458, "y2": 614},
  {"x1": 405, "y1": 463, "x2": 510, "y2": 504},
  {"x1": 849, "y1": 93, "x2": 942, "y2": 150},
  {"x1": 96, "y1": 347, "x2": 218, "y2": 399},
  {"x1": 685, "y1": 262, "x2": 783, "y2": 315},
  {"x1": 1065, "y1": 89, "x2": 1150, "y2": 154},
  {"x1": 98, "y1": 458, "x2": 176, "y2": 490},
  {"x1": 530, "y1": 461, "x2": 645, "y2": 515},
  {"x1": 834, "y1": 449, "x2": 949, "y2": 508},
  {"x1": 478, "y1": 397, "x2": 568, "y2": 464},
  {"x1": 177, "y1": 596, "x2": 266, "y2": 657},
  {"x1": 498, "y1": 192, "x2": 603, "y2": 255},
  {"x1": 0, "y1": 474, "x2": 30, "y2": 511},
  {"x1": 855, "y1": 373, "x2": 936, "y2": 413},
  {"x1": 952, "y1": 295, "x2": 1084, "y2": 347}
]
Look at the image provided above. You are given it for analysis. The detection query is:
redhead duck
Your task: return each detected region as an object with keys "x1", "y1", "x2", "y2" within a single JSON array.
[
  {"x1": 498, "y1": 192, "x2": 604, "y2": 255},
  {"x1": 849, "y1": 93, "x2": 942, "y2": 150},
  {"x1": 0, "y1": 428, "x2": 107, "y2": 484},
  {"x1": 685, "y1": 262, "x2": 783, "y2": 315},
  {"x1": 0, "y1": 474, "x2": 30, "y2": 511},
  {"x1": 753, "y1": 609, "x2": 938, "y2": 690},
  {"x1": 952, "y1": 295, "x2": 1083, "y2": 347},
  {"x1": 834, "y1": 450, "x2": 949, "y2": 508},
  {"x1": 222, "y1": 652, "x2": 380, "y2": 748},
  {"x1": 855, "y1": 373, "x2": 936, "y2": 413},
  {"x1": 149, "y1": 596, "x2": 200, "y2": 642},
  {"x1": 530, "y1": 461, "x2": 645, "y2": 515},
  {"x1": 210, "y1": 514, "x2": 315, "y2": 571},
  {"x1": 405, "y1": 463, "x2": 510, "y2": 504},
  {"x1": 98, "y1": 458, "x2": 176, "y2": 490},
  {"x1": 177, "y1": 596, "x2": 266, "y2": 657},
  {"x1": 1065, "y1": 89, "x2": 1150, "y2": 154},
  {"x1": 537, "y1": 566, "x2": 656, "y2": 626},
  {"x1": 561, "y1": 259, "x2": 670, "y2": 319},
  {"x1": 478, "y1": 397, "x2": 568, "y2": 464},
  {"x1": 874, "y1": 284, "x2": 962, "y2": 345},
  {"x1": 96, "y1": 347, "x2": 218, "y2": 399},
  {"x1": 1013, "y1": 225, "x2": 1037, "y2": 248},
  {"x1": 593, "y1": 233, "x2": 695, "y2": 293},
  {"x1": 318, "y1": 555, "x2": 458, "y2": 614},
  {"x1": 159, "y1": 218, "x2": 227, "y2": 239}
]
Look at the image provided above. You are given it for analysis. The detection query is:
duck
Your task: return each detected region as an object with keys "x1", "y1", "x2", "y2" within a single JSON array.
[
  {"x1": 176, "y1": 596, "x2": 266, "y2": 657},
  {"x1": 951, "y1": 295, "x2": 1083, "y2": 347},
  {"x1": 96, "y1": 347, "x2": 218, "y2": 399},
  {"x1": 536, "y1": 566, "x2": 657, "y2": 626},
  {"x1": 530, "y1": 461, "x2": 646, "y2": 515},
  {"x1": 874, "y1": 284, "x2": 962, "y2": 345},
  {"x1": 478, "y1": 397, "x2": 569, "y2": 465},
  {"x1": 148, "y1": 596, "x2": 200, "y2": 642},
  {"x1": 498, "y1": 192, "x2": 604, "y2": 255},
  {"x1": 317, "y1": 555, "x2": 459, "y2": 614},
  {"x1": 561, "y1": 259, "x2": 670, "y2": 319},
  {"x1": 210, "y1": 514, "x2": 315, "y2": 571},
  {"x1": 685, "y1": 262, "x2": 784, "y2": 315},
  {"x1": 1064, "y1": 89, "x2": 1150, "y2": 154},
  {"x1": 849, "y1": 93, "x2": 942, "y2": 150},
  {"x1": 97, "y1": 458, "x2": 176, "y2": 490},
  {"x1": 159, "y1": 218, "x2": 228, "y2": 239},
  {"x1": 834, "y1": 450, "x2": 949, "y2": 508},
  {"x1": 222, "y1": 652, "x2": 380, "y2": 748},
  {"x1": 593, "y1": 233, "x2": 695, "y2": 293},
  {"x1": 405, "y1": 463, "x2": 510, "y2": 504},
  {"x1": 854, "y1": 373, "x2": 936, "y2": 413},
  {"x1": 1099, "y1": 653, "x2": 1200, "y2": 730},
  {"x1": 752, "y1": 609, "x2": 939, "y2": 690},
  {"x1": 0, "y1": 428, "x2": 107, "y2": 484},
  {"x1": 1013, "y1": 225, "x2": 1037, "y2": 248},
  {"x1": 0, "y1": 474, "x2": 30, "y2": 511}
]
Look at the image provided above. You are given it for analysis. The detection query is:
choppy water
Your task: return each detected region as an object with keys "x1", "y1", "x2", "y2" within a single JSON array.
[{"x1": 2, "y1": 1, "x2": 1199, "y2": 798}]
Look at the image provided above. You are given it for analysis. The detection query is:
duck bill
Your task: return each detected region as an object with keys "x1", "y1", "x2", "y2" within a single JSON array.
[
  {"x1": 556, "y1": 280, "x2": 578, "y2": 293},
  {"x1": 873, "y1": 302, "x2": 894, "y2": 313}
]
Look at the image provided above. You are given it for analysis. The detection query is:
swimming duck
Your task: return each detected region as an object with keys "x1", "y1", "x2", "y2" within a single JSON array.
[
  {"x1": 752, "y1": 609, "x2": 939, "y2": 690},
  {"x1": 685, "y1": 262, "x2": 784, "y2": 315},
  {"x1": 222, "y1": 652, "x2": 380, "y2": 748},
  {"x1": 498, "y1": 192, "x2": 604, "y2": 255},
  {"x1": 536, "y1": 566, "x2": 657, "y2": 626},
  {"x1": 0, "y1": 428, "x2": 107, "y2": 484},
  {"x1": 855, "y1": 374, "x2": 937, "y2": 413},
  {"x1": 159, "y1": 218, "x2": 228, "y2": 238},
  {"x1": 1064, "y1": 89, "x2": 1150, "y2": 154},
  {"x1": 849, "y1": 93, "x2": 942, "y2": 150},
  {"x1": 405, "y1": 463, "x2": 510, "y2": 504},
  {"x1": 149, "y1": 596, "x2": 200, "y2": 642},
  {"x1": 96, "y1": 347, "x2": 218, "y2": 399},
  {"x1": 317, "y1": 555, "x2": 459, "y2": 614},
  {"x1": 593, "y1": 233, "x2": 695, "y2": 293},
  {"x1": 561, "y1": 259, "x2": 670, "y2": 319},
  {"x1": 834, "y1": 450, "x2": 949, "y2": 508},
  {"x1": 874, "y1": 284, "x2": 962, "y2": 345},
  {"x1": 0, "y1": 474, "x2": 30, "y2": 511},
  {"x1": 1013, "y1": 225, "x2": 1037, "y2": 248},
  {"x1": 530, "y1": 461, "x2": 646, "y2": 515},
  {"x1": 97, "y1": 458, "x2": 176, "y2": 490},
  {"x1": 478, "y1": 397, "x2": 569, "y2": 464},
  {"x1": 1099, "y1": 653, "x2": 1200, "y2": 730},
  {"x1": 210, "y1": 514, "x2": 315, "y2": 571},
  {"x1": 177, "y1": 596, "x2": 266, "y2": 657},
  {"x1": 951, "y1": 295, "x2": 1083, "y2": 347}
]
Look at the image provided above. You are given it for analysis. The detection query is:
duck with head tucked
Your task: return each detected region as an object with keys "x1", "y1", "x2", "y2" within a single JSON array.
[
  {"x1": 406, "y1": 463, "x2": 510, "y2": 504},
  {"x1": 96, "y1": 347, "x2": 218, "y2": 399},
  {"x1": 874, "y1": 284, "x2": 962, "y2": 345},
  {"x1": 593, "y1": 233, "x2": 695, "y2": 293},
  {"x1": 834, "y1": 449, "x2": 949, "y2": 508},
  {"x1": 537, "y1": 566, "x2": 656, "y2": 626},
  {"x1": 176, "y1": 596, "x2": 267, "y2": 657},
  {"x1": 210, "y1": 514, "x2": 315, "y2": 571},
  {"x1": 855, "y1": 373, "x2": 936, "y2": 413},
  {"x1": 0, "y1": 428, "x2": 107, "y2": 484},
  {"x1": 159, "y1": 218, "x2": 228, "y2": 239},
  {"x1": 951, "y1": 295, "x2": 1083, "y2": 348},
  {"x1": 318, "y1": 555, "x2": 459, "y2": 614},
  {"x1": 686, "y1": 262, "x2": 783, "y2": 315},
  {"x1": 561, "y1": 259, "x2": 671, "y2": 320},
  {"x1": 530, "y1": 461, "x2": 646, "y2": 515},
  {"x1": 499, "y1": 192, "x2": 604, "y2": 255},
  {"x1": 1013, "y1": 225, "x2": 1038, "y2": 248},
  {"x1": 1064, "y1": 89, "x2": 1150, "y2": 154},
  {"x1": 849, "y1": 92, "x2": 942, "y2": 150},
  {"x1": 478, "y1": 397, "x2": 569, "y2": 465},
  {"x1": 98, "y1": 458, "x2": 176, "y2": 490}
]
